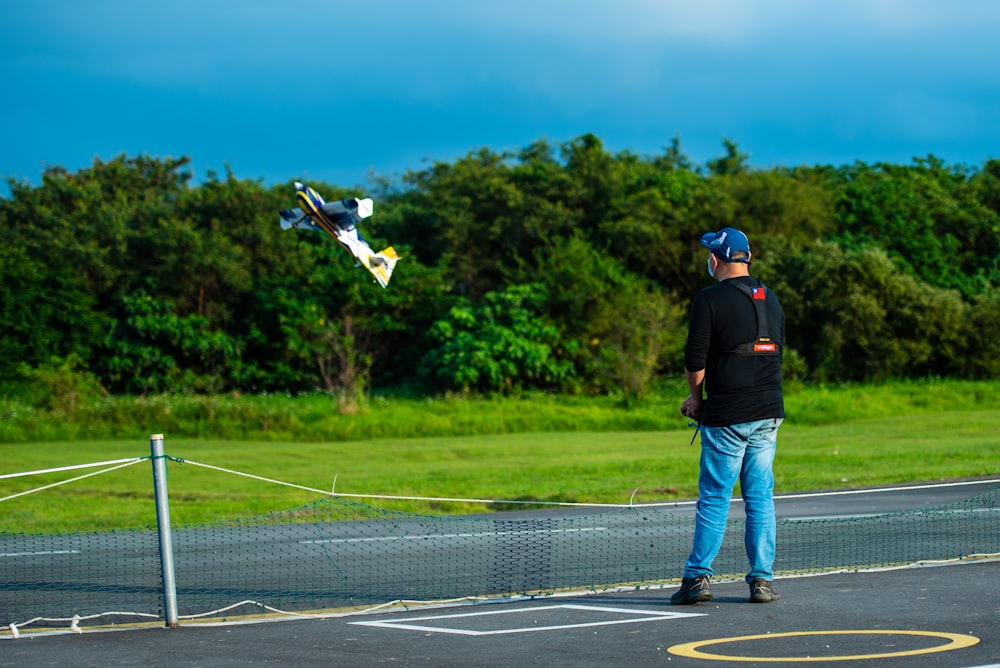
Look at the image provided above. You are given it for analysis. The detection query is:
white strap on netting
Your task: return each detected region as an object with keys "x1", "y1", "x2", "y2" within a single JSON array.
[
  {"x1": 8, "y1": 611, "x2": 159, "y2": 637},
  {"x1": 177, "y1": 595, "x2": 489, "y2": 621},
  {"x1": 6, "y1": 596, "x2": 490, "y2": 637}
]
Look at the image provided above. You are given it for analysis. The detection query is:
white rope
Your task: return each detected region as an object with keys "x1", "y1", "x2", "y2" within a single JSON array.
[
  {"x1": 181, "y1": 460, "x2": 1000, "y2": 510},
  {"x1": 0, "y1": 459, "x2": 145, "y2": 503},
  {"x1": 768, "y1": 478, "x2": 1000, "y2": 500},
  {"x1": 181, "y1": 459, "x2": 635, "y2": 508},
  {"x1": 0, "y1": 458, "x2": 142, "y2": 480}
]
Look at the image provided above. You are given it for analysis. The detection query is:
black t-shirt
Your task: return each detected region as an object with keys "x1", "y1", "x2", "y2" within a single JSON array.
[{"x1": 684, "y1": 275, "x2": 785, "y2": 427}]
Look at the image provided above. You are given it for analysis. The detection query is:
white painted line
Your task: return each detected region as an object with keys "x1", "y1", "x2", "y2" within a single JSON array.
[
  {"x1": 786, "y1": 514, "x2": 888, "y2": 521},
  {"x1": 0, "y1": 550, "x2": 81, "y2": 558},
  {"x1": 301, "y1": 527, "x2": 607, "y2": 544},
  {"x1": 786, "y1": 507, "x2": 1000, "y2": 522},
  {"x1": 772, "y1": 479, "x2": 1000, "y2": 501},
  {"x1": 634, "y1": 478, "x2": 1000, "y2": 509},
  {"x1": 350, "y1": 604, "x2": 705, "y2": 636}
]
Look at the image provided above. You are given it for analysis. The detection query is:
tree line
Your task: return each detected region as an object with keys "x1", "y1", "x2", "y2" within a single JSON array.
[{"x1": 2, "y1": 135, "x2": 998, "y2": 408}]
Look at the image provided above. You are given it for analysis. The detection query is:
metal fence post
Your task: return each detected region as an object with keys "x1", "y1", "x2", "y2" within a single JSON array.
[{"x1": 150, "y1": 434, "x2": 179, "y2": 628}]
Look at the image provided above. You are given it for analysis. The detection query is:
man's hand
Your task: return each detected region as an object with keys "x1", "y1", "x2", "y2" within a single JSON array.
[
  {"x1": 680, "y1": 393, "x2": 703, "y2": 419},
  {"x1": 682, "y1": 368, "x2": 706, "y2": 420}
]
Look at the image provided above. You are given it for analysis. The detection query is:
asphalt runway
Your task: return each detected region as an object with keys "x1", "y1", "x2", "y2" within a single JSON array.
[
  {"x1": 3, "y1": 560, "x2": 998, "y2": 667},
  {"x1": 3, "y1": 481, "x2": 999, "y2": 667}
]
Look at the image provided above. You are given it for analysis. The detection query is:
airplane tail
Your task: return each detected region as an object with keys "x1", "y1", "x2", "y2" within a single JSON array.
[{"x1": 370, "y1": 247, "x2": 400, "y2": 288}]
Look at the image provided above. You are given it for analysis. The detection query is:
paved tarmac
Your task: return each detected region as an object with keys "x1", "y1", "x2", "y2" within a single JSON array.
[
  {"x1": 4, "y1": 480, "x2": 999, "y2": 666},
  {"x1": 3, "y1": 558, "x2": 998, "y2": 667}
]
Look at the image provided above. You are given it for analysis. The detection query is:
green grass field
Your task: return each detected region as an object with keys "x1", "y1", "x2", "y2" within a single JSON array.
[{"x1": 2, "y1": 379, "x2": 998, "y2": 533}]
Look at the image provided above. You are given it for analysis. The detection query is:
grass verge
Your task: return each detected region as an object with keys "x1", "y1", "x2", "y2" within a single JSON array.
[{"x1": 2, "y1": 400, "x2": 997, "y2": 533}]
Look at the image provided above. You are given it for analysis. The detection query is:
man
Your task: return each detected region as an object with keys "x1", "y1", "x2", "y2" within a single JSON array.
[{"x1": 672, "y1": 227, "x2": 785, "y2": 605}]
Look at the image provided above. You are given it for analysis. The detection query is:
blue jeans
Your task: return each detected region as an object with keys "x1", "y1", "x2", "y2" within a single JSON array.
[{"x1": 683, "y1": 418, "x2": 782, "y2": 583}]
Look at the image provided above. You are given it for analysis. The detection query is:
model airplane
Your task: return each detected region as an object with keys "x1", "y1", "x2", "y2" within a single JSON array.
[{"x1": 279, "y1": 182, "x2": 399, "y2": 288}]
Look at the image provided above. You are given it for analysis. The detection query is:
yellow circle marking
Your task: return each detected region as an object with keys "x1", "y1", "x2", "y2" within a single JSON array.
[{"x1": 668, "y1": 630, "x2": 979, "y2": 662}]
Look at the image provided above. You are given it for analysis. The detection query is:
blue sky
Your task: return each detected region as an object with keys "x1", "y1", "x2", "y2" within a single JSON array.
[{"x1": 2, "y1": 0, "x2": 999, "y2": 195}]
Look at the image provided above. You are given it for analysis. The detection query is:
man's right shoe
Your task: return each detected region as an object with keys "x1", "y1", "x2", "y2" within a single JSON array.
[
  {"x1": 749, "y1": 578, "x2": 779, "y2": 603},
  {"x1": 671, "y1": 574, "x2": 713, "y2": 605}
]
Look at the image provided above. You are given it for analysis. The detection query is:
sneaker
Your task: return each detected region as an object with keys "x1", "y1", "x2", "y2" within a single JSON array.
[
  {"x1": 749, "y1": 578, "x2": 778, "y2": 603},
  {"x1": 671, "y1": 574, "x2": 713, "y2": 605}
]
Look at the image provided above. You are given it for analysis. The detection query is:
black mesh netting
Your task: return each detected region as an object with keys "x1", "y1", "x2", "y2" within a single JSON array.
[{"x1": 2, "y1": 487, "x2": 998, "y2": 628}]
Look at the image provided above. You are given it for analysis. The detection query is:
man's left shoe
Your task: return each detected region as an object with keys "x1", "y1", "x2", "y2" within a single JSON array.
[{"x1": 749, "y1": 578, "x2": 779, "y2": 603}]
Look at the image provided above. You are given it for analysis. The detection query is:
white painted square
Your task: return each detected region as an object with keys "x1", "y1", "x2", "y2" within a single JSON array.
[{"x1": 350, "y1": 604, "x2": 705, "y2": 636}]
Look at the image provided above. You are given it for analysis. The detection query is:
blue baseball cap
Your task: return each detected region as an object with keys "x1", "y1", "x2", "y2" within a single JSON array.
[{"x1": 700, "y1": 227, "x2": 751, "y2": 263}]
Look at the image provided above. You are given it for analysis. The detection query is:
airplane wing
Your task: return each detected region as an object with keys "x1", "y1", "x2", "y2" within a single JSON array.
[
  {"x1": 317, "y1": 198, "x2": 374, "y2": 238},
  {"x1": 322, "y1": 197, "x2": 373, "y2": 221},
  {"x1": 279, "y1": 207, "x2": 320, "y2": 231},
  {"x1": 281, "y1": 198, "x2": 373, "y2": 234}
]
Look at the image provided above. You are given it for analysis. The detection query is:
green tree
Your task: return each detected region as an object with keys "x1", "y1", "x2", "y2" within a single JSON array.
[
  {"x1": 595, "y1": 281, "x2": 685, "y2": 405},
  {"x1": 831, "y1": 158, "x2": 1000, "y2": 297},
  {"x1": 4, "y1": 141, "x2": 998, "y2": 395},
  {"x1": 420, "y1": 283, "x2": 576, "y2": 394},
  {"x1": 391, "y1": 148, "x2": 525, "y2": 298},
  {"x1": 526, "y1": 235, "x2": 687, "y2": 395},
  {"x1": 101, "y1": 291, "x2": 242, "y2": 394},
  {"x1": 763, "y1": 242, "x2": 970, "y2": 381},
  {"x1": 23, "y1": 354, "x2": 107, "y2": 413},
  {"x1": 967, "y1": 292, "x2": 1000, "y2": 378},
  {"x1": 707, "y1": 138, "x2": 750, "y2": 176}
]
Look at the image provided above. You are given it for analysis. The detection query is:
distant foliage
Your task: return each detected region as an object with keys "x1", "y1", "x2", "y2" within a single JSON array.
[
  {"x1": 420, "y1": 284, "x2": 577, "y2": 394},
  {"x1": 2, "y1": 143, "x2": 999, "y2": 400},
  {"x1": 101, "y1": 291, "x2": 241, "y2": 394},
  {"x1": 21, "y1": 355, "x2": 107, "y2": 413},
  {"x1": 761, "y1": 243, "x2": 970, "y2": 382}
]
